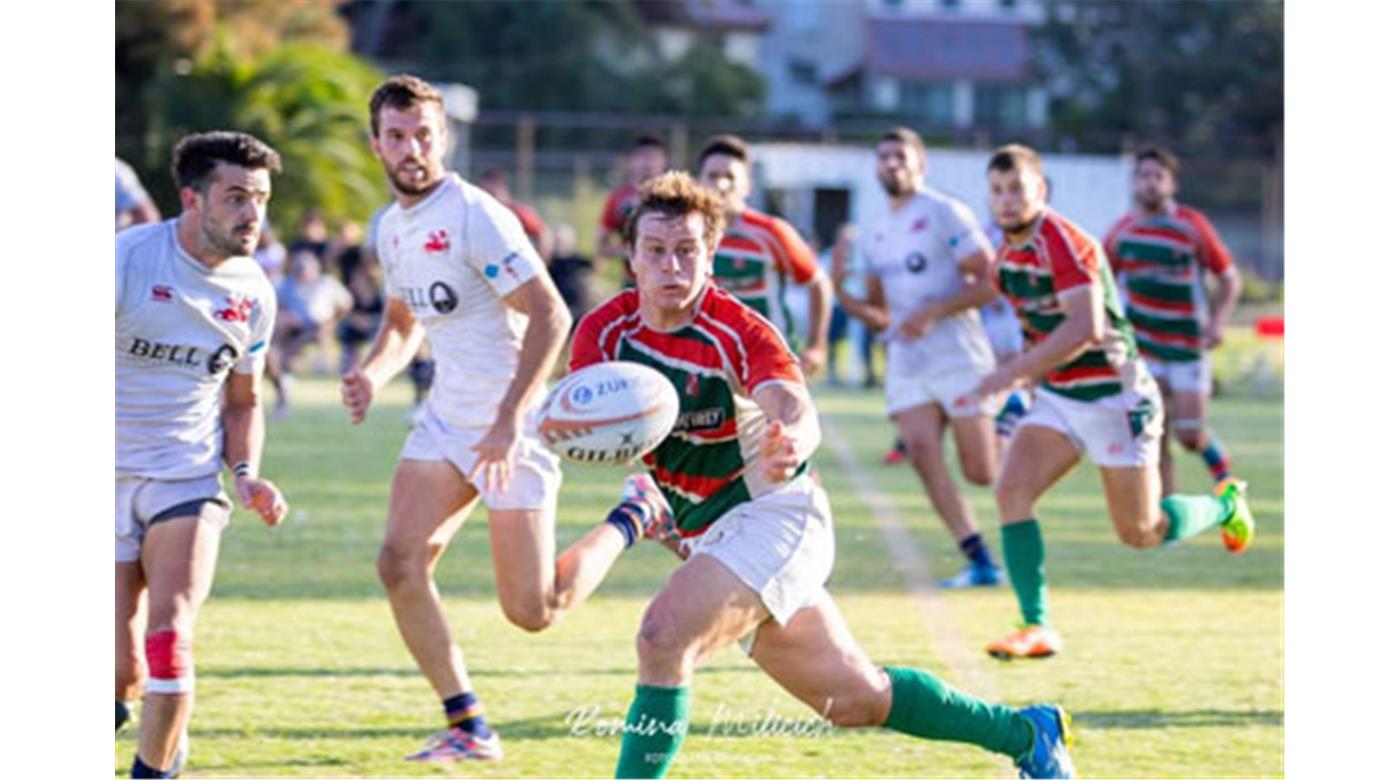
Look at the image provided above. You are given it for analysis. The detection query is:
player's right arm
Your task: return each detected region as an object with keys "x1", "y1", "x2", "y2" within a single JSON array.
[
  {"x1": 340, "y1": 295, "x2": 424, "y2": 424},
  {"x1": 829, "y1": 240, "x2": 891, "y2": 332}
]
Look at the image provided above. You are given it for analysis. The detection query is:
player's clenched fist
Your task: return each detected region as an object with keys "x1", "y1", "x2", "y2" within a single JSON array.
[
  {"x1": 758, "y1": 421, "x2": 800, "y2": 483},
  {"x1": 235, "y1": 476, "x2": 288, "y2": 526},
  {"x1": 341, "y1": 368, "x2": 375, "y2": 424}
]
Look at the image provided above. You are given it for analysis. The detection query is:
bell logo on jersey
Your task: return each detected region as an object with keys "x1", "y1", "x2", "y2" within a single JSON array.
[
  {"x1": 214, "y1": 295, "x2": 254, "y2": 323},
  {"x1": 424, "y1": 229, "x2": 451, "y2": 254},
  {"x1": 904, "y1": 252, "x2": 928, "y2": 273},
  {"x1": 428, "y1": 281, "x2": 459, "y2": 314}
]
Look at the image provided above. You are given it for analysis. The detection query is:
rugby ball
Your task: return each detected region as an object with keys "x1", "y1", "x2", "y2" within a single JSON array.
[{"x1": 539, "y1": 361, "x2": 680, "y2": 465}]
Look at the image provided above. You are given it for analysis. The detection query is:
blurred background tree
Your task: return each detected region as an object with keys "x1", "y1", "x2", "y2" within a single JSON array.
[
  {"x1": 117, "y1": 0, "x2": 380, "y2": 235},
  {"x1": 1037, "y1": 0, "x2": 1283, "y2": 155}
]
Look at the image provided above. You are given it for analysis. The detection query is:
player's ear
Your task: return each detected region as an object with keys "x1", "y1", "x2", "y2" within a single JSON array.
[{"x1": 179, "y1": 186, "x2": 201, "y2": 214}]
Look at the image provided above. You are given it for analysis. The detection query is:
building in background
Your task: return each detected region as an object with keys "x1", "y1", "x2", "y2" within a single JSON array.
[{"x1": 757, "y1": 0, "x2": 1048, "y2": 131}]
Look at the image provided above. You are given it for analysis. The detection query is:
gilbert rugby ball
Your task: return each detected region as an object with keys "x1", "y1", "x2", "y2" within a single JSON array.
[{"x1": 539, "y1": 361, "x2": 680, "y2": 465}]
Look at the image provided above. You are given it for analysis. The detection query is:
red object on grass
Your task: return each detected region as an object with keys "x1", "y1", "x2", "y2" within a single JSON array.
[{"x1": 1254, "y1": 316, "x2": 1284, "y2": 338}]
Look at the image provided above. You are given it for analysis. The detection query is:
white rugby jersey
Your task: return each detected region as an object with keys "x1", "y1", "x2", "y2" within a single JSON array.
[
  {"x1": 116, "y1": 220, "x2": 276, "y2": 479},
  {"x1": 376, "y1": 173, "x2": 549, "y2": 429},
  {"x1": 863, "y1": 187, "x2": 996, "y2": 378}
]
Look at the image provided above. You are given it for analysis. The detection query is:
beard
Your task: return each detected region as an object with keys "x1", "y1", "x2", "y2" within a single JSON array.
[
  {"x1": 1137, "y1": 193, "x2": 1165, "y2": 211},
  {"x1": 878, "y1": 172, "x2": 913, "y2": 198},
  {"x1": 384, "y1": 157, "x2": 440, "y2": 196},
  {"x1": 202, "y1": 213, "x2": 258, "y2": 257}
]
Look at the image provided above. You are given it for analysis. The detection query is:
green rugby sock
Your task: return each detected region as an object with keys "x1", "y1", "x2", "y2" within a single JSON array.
[
  {"x1": 615, "y1": 684, "x2": 690, "y2": 778},
  {"x1": 1002, "y1": 519, "x2": 1049, "y2": 626},
  {"x1": 883, "y1": 667, "x2": 1034, "y2": 759},
  {"x1": 1161, "y1": 493, "x2": 1230, "y2": 543}
]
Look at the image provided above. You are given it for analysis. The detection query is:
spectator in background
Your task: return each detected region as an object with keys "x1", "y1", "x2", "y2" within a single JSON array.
[
  {"x1": 479, "y1": 167, "x2": 551, "y2": 259},
  {"x1": 270, "y1": 252, "x2": 353, "y2": 416},
  {"x1": 547, "y1": 223, "x2": 595, "y2": 325},
  {"x1": 253, "y1": 222, "x2": 288, "y2": 286},
  {"x1": 289, "y1": 207, "x2": 331, "y2": 263},
  {"x1": 823, "y1": 224, "x2": 876, "y2": 388},
  {"x1": 597, "y1": 133, "x2": 668, "y2": 285},
  {"x1": 329, "y1": 219, "x2": 366, "y2": 283},
  {"x1": 115, "y1": 157, "x2": 160, "y2": 231},
  {"x1": 338, "y1": 253, "x2": 385, "y2": 375}
]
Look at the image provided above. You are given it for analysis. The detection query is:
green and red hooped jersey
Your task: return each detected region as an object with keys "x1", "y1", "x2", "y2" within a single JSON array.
[
  {"x1": 995, "y1": 208, "x2": 1140, "y2": 402},
  {"x1": 570, "y1": 283, "x2": 808, "y2": 536},
  {"x1": 710, "y1": 208, "x2": 821, "y2": 347},
  {"x1": 1103, "y1": 204, "x2": 1233, "y2": 362}
]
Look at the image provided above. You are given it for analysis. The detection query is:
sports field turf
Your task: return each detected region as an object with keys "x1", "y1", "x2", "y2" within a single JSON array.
[{"x1": 115, "y1": 372, "x2": 1283, "y2": 777}]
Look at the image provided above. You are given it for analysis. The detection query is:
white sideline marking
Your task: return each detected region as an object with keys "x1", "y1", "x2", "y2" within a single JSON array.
[{"x1": 822, "y1": 417, "x2": 1002, "y2": 702}]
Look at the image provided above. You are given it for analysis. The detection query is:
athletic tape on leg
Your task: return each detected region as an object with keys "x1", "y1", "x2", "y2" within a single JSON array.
[{"x1": 145, "y1": 630, "x2": 195, "y2": 694}]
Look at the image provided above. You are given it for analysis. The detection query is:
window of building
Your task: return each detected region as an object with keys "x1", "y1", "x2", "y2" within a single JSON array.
[
  {"x1": 974, "y1": 84, "x2": 1029, "y2": 128},
  {"x1": 899, "y1": 81, "x2": 955, "y2": 126},
  {"x1": 788, "y1": 59, "x2": 818, "y2": 86}
]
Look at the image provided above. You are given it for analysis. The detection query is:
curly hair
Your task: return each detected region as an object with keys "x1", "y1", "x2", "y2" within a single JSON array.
[{"x1": 621, "y1": 171, "x2": 728, "y2": 253}]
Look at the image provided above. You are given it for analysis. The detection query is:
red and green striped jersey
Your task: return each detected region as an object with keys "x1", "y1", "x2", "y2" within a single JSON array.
[
  {"x1": 995, "y1": 208, "x2": 1140, "y2": 402},
  {"x1": 570, "y1": 284, "x2": 807, "y2": 536},
  {"x1": 1103, "y1": 204, "x2": 1233, "y2": 362},
  {"x1": 711, "y1": 208, "x2": 821, "y2": 347}
]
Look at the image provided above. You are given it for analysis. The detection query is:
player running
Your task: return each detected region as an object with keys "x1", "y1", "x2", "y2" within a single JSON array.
[
  {"x1": 598, "y1": 133, "x2": 670, "y2": 280},
  {"x1": 1104, "y1": 147, "x2": 1242, "y2": 492},
  {"x1": 572, "y1": 172, "x2": 1072, "y2": 779},
  {"x1": 977, "y1": 144, "x2": 1255, "y2": 660},
  {"x1": 696, "y1": 134, "x2": 832, "y2": 374},
  {"x1": 342, "y1": 75, "x2": 655, "y2": 762},
  {"x1": 833, "y1": 127, "x2": 1005, "y2": 588},
  {"x1": 116, "y1": 132, "x2": 289, "y2": 778}
]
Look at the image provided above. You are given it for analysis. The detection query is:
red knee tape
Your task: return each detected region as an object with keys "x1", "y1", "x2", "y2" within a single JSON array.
[{"x1": 145, "y1": 630, "x2": 194, "y2": 694}]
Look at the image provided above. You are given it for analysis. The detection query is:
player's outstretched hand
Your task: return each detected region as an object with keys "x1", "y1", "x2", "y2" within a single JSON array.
[
  {"x1": 235, "y1": 476, "x2": 288, "y2": 527},
  {"x1": 467, "y1": 416, "x2": 521, "y2": 496},
  {"x1": 758, "y1": 421, "x2": 799, "y2": 483},
  {"x1": 799, "y1": 346, "x2": 827, "y2": 376},
  {"x1": 340, "y1": 368, "x2": 374, "y2": 424}
]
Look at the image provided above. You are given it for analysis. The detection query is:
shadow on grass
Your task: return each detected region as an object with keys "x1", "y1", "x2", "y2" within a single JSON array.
[{"x1": 1073, "y1": 709, "x2": 1283, "y2": 729}]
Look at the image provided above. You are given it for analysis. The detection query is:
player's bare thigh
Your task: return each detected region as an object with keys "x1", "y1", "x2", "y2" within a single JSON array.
[
  {"x1": 379, "y1": 459, "x2": 478, "y2": 586},
  {"x1": 140, "y1": 514, "x2": 224, "y2": 632},
  {"x1": 487, "y1": 505, "x2": 558, "y2": 629},
  {"x1": 891, "y1": 403, "x2": 947, "y2": 463},
  {"x1": 1098, "y1": 465, "x2": 1166, "y2": 549},
  {"x1": 948, "y1": 413, "x2": 998, "y2": 486},
  {"x1": 636, "y1": 553, "x2": 769, "y2": 687},
  {"x1": 749, "y1": 591, "x2": 891, "y2": 728},
  {"x1": 994, "y1": 425, "x2": 1081, "y2": 523}
]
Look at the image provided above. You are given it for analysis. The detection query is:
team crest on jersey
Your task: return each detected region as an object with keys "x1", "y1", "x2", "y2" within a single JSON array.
[
  {"x1": 424, "y1": 229, "x2": 451, "y2": 253},
  {"x1": 214, "y1": 294, "x2": 254, "y2": 323},
  {"x1": 151, "y1": 285, "x2": 174, "y2": 303},
  {"x1": 904, "y1": 252, "x2": 928, "y2": 273},
  {"x1": 685, "y1": 373, "x2": 700, "y2": 397}
]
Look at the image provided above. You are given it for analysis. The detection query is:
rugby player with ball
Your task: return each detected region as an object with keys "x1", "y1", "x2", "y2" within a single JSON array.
[
  {"x1": 568, "y1": 171, "x2": 1073, "y2": 779},
  {"x1": 340, "y1": 75, "x2": 673, "y2": 763}
]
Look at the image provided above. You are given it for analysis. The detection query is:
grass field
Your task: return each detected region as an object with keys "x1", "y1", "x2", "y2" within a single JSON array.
[{"x1": 115, "y1": 372, "x2": 1283, "y2": 777}]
